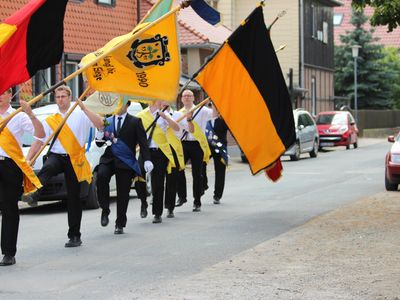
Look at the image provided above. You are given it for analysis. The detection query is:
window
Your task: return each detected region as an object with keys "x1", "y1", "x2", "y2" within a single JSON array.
[
  {"x1": 34, "y1": 68, "x2": 53, "y2": 103},
  {"x1": 66, "y1": 62, "x2": 79, "y2": 100},
  {"x1": 323, "y1": 22, "x2": 328, "y2": 44},
  {"x1": 311, "y1": 5, "x2": 316, "y2": 38},
  {"x1": 95, "y1": 0, "x2": 115, "y2": 6},
  {"x1": 333, "y1": 13, "x2": 343, "y2": 26}
]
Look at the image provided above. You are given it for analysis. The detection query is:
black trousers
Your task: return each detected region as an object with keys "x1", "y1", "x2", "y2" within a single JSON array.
[
  {"x1": 96, "y1": 162, "x2": 135, "y2": 227},
  {"x1": 165, "y1": 148, "x2": 179, "y2": 212},
  {"x1": 0, "y1": 158, "x2": 23, "y2": 257},
  {"x1": 202, "y1": 149, "x2": 226, "y2": 199},
  {"x1": 177, "y1": 141, "x2": 204, "y2": 206},
  {"x1": 37, "y1": 153, "x2": 82, "y2": 239},
  {"x1": 149, "y1": 149, "x2": 168, "y2": 217}
]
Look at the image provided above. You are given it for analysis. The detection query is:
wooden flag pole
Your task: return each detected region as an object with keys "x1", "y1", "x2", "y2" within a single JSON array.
[
  {"x1": 175, "y1": 98, "x2": 210, "y2": 123},
  {"x1": 29, "y1": 87, "x2": 91, "y2": 166},
  {"x1": 0, "y1": 0, "x2": 191, "y2": 131},
  {"x1": 275, "y1": 44, "x2": 287, "y2": 53}
]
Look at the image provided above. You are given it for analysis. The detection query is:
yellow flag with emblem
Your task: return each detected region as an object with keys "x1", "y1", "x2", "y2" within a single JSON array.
[{"x1": 80, "y1": 12, "x2": 180, "y2": 103}]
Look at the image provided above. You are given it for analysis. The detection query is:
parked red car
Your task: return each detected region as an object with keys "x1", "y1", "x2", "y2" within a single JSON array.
[
  {"x1": 316, "y1": 111, "x2": 358, "y2": 150},
  {"x1": 385, "y1": 134, "x2": 400, "y2": 191}
]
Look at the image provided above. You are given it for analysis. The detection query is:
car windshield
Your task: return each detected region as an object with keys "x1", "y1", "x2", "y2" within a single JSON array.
[{"x1": 316, "y1": 114, "x2": 347, "y2": 125}]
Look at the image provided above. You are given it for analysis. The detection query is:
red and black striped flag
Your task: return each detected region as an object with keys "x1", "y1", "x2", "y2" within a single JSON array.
[
  {"x1": 195, "y1": 4, "x2": 295, "y2": 180},
  {"x1": 0, "y1": 0, "x2": 68, "y2": 95}
]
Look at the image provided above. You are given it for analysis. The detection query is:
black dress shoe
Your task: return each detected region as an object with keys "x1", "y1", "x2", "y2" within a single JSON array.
[
  {"x1": 0, "y1": 255, "x2": 16, "y2": 266},
  {"x1": 114, "y1": 226, "x2": 124, "y2": 234},
  {"x1": 192, "y1": 205, "x2": 201, "y2": 212},
  {"x1": 213, "y1": 196, "x2": 221, "y2": 205},
  {"x1": 140, "y1": 205, "x2": 148, "y2": 218},
  {"x1": 175, "y1": 198, "x2": 187, "y2": 207},
  {"x1": 166, "y1": 210, "x2": 174, "y2": 218},
  {"x1": 101, "y1": 210, "x2": 109, "y2": 227},
  {"x1": 65, "y1": 237, "x2": 82, "y2": 248},
  {"x1": 152, "y1": 215, "x2": 162, "y2": 223}
]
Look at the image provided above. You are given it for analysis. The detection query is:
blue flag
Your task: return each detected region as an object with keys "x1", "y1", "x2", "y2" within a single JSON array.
[{"x1": 190, "y1": 0, "x2": 220, "y2": 25}]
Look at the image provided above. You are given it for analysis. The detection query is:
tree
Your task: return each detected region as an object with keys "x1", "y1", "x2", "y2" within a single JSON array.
[
  {"x1": 335, "y1": 8, "x2": 394, "y2": 109},
  {"x1": 352, "y1": 0, "x2": 400, "y2": 32},
  {"x1": 379, "y1": 47, "x2": 400, "y2": 108}
]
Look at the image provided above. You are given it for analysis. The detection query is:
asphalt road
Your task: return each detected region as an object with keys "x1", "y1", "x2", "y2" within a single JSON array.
[{"x1": 0, "y1": 138, "x2": 388, "y2": 299}]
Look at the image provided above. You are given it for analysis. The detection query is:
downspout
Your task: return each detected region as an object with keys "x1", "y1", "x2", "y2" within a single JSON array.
[
  {"x1": 137, "y1": 0, "x2": 141, "y2": 24},
  {"x1": 299, "y1": 0, "x2": 305, "y2": 91}
]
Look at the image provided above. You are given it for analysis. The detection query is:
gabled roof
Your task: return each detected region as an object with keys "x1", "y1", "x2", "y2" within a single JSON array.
[
  {"x1": 334, "y1": 0, "x2": 400, "y2": 48},
  {"x1": 142, "y1": 0, "x2": 231, "y2": 47}
]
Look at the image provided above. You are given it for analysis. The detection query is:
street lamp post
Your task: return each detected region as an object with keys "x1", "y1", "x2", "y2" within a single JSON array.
[{"x1": 352, "y1": 45, "x2": 361, "y2": 123}]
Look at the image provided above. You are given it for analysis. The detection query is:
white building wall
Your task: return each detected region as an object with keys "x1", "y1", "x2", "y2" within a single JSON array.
[{"x1": 219, "y1": 0, "x2": 300, "y2": 87}]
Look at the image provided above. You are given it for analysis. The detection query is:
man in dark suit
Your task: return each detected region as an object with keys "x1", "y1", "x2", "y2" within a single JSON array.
[{"x1": 95, "y1": 101, "x2": 152, "y2": 234}]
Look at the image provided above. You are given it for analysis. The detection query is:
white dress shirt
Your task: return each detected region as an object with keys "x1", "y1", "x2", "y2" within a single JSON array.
[
  {"x1": 114, "y1": 111, "x2": 128, "y2": 133},
  {"x1": 181, "y1": 105, "x2": 212, "y2": 141},
  {"x1": 0, "y1": 106, "x2": 34, "y2": 157},
  {"x1": 148, "y1": 108, "x2": 169, "y2": 149},
  {"x1": 41, "y1": 104, "x2": 93, "y2": 154}
]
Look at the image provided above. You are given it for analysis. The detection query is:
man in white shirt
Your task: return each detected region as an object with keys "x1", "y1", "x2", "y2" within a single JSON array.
[
  {"x1": 26, "y1": 85, "x2": 104, "y2": 248},
  {"x1": 176, "y1": 90, "x2": 212, "y2": 212},
  {"x1": 137, "y1": 101, "x2": 179, "y2": 223},
  {"x1": 0, "y1": 88, "x2": 45, "y2": 266}
]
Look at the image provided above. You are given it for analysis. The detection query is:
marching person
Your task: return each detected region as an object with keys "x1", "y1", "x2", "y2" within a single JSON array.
[
  {"x1": 137, "y1": 101, "x2": 179, "y2": 224},
  {"x1": 161, "y1": 102, "x2": 193, "y2": 218},
  {"x1": 202, "y1": 102, "x2": 229, "y2": 204},
  {"x1": 95, "y1": 101, "x2": 152, "y2": 234},
  {"x1": 0, "y1": 88, "x2": 45, "y2": 266},
  {"x1": 26, "y1": 85, "x2": 104, "y2": 248},
  {"x1": 176, "y1": 90, "x2": 212, "y2": 212}
]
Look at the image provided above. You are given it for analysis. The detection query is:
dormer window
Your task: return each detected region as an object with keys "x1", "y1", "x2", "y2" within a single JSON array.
[{"x1": 95, "y1": 0, "x2": 115, "y2": 6}]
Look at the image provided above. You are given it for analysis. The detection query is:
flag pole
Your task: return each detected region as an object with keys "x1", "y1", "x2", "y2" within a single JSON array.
[
  {"x1": 0, "y1": 0, "x2": 191, "y2": 131},
  {"x1": 175, "y1": 97, "x2": 210, "y2": 123},
  {"x1": 29, "y1": 87, "x2": 91, "y2": 166},
  {"x1": 267, "y1": 10, "x2": 286, "y2": 31}
]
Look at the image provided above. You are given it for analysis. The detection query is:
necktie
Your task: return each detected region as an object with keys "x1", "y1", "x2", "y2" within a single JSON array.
[{"x1": 116, "y1": 116, "x2": 122, "y2": 135}]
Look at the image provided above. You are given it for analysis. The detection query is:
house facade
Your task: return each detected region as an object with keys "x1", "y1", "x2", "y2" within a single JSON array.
[{"x1": 217, "y1": 0, "x2": 340, "y2": 115}]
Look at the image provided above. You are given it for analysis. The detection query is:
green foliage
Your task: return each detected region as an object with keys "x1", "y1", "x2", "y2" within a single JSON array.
[
  {"x1": 352, "y1": 0, "x2": 400, "y2": 32},
  {"x1": 379, "y1": 47, "x2": 400, "y2": 108},
  {"x1": 335, "y1": 8, "x2": 395, "y2": 109}
]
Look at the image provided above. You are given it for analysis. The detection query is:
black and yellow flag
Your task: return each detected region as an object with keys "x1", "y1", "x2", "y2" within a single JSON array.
[{"x1": 195, "y1": 5, "x2": 295, "y2": 176}]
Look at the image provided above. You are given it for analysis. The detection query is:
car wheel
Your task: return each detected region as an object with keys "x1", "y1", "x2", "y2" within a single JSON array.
[
  {"x1": 354, "y1": 141, "x2": 358, "y2": 149},
  {"x1": 309, "y1": 139, "x2": 318, "y2": 158},
  {"x1": 385, "y1": 171, "x2": 398, "y2": 191},
  {"x1": 290, "y1": 141, "x2": 301, "y2": 161},
  {"x1": 85, "y1": 172, "x2": 99, "y2": 209}
]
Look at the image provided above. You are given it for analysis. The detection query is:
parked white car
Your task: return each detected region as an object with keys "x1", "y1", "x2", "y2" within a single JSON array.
[
  {"x1": 283, "y1": 109, "x2": 319, "y2": 161},
  {"x1": 21, "y1": 102, "x2": 144, "y2": 209}
]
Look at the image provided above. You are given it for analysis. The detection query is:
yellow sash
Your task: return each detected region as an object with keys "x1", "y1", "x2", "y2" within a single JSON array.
[
  {"x1": 179, "y1": 108, "x2": 211, "y2": 163},
  {"x1": 0, "y1": 122, "x2": 42, "y2": 195},
  {"x1": 46, "y1": 114, "x2": 92, "y2": 184},
  {"x1": 166, "y1": 127, "x2": 185, "y2": 171},
  {"x1": 137, "y1": 109, "x2": 175, "y2": 173}
]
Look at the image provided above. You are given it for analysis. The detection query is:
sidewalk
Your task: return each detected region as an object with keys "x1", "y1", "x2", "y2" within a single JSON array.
[{"x1": 142, "y1": 191, "x2": 400, "y2": 300}]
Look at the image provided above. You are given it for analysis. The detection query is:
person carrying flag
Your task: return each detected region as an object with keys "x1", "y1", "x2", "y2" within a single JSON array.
[
  {"x1": 26, "y1": 85, "x2": 104, "y2": 248},
  {"x1": 0, "y1": 88, "x2": 45, "y2": 266},
  {"x1": 202, "y1": 102, "x2": 229, "y2": 204},
  {"x1": 136, "y1": 101, "x2": 179, "y2": 224},
  {"x1": 95, "y1": 101, "x2": 152, "y2": 234},
  {"x1": 176, "y1": 90, "x2": 212, "y2": 212},
  {"x1": 161, "y1": 102, "x2": 193, "y2": 218}
]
